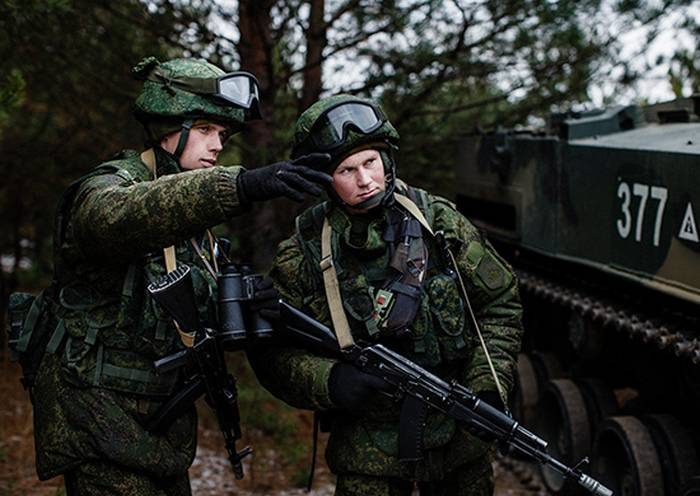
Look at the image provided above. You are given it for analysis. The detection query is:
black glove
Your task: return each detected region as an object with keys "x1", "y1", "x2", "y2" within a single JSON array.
[
  {"x1": 237, "y1": 153, "x2": 332, "y2": 204},
  {"x1": 328, "y1": 362, "x2": 391, "y2": 410},
  {"x1": 250, "y1": 276, "x2": 280, "y2": 321}
]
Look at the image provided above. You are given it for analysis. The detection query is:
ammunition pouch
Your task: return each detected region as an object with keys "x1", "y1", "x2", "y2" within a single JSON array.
[{"x1": 8, "y1": 290, "x2": 61, "y2": 389}]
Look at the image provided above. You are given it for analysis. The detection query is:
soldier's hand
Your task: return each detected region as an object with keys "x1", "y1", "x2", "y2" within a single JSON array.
[
  {"x1": 328, "y1": 362, "x2": 392, "y2": 410},
  {"x1": 237, "y1": 153, "x2": 332, "y2": 203},
  {"x1": 250, "y1": 276, "x2": 280, "y2": 321}
]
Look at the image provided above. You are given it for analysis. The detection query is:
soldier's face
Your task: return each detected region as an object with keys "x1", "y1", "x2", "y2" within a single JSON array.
[
  {"x1": 332, "y1": 149, "x2": 386, "y2": 210},
  {"x1": 160, "y1": 122, "x2": 228, "y2": 170}
]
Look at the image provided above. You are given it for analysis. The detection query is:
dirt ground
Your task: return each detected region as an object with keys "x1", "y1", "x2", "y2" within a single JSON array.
[{"x1": 0, "y1": 351, "x2": 546, "y2": 496}]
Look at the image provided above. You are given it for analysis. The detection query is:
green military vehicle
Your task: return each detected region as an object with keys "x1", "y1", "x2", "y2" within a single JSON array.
[{"x1": 456, "y1": 96, "x2": 700, "y2": 495}]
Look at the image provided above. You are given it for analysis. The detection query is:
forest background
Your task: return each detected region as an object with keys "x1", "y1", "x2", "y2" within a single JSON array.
[{"x1": 1, "y1": 0, "x2": 699, "y2": 493}]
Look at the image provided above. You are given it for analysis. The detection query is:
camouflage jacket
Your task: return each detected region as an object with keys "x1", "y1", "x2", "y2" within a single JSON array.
[
  {"x1": 32, "y1": 148, "x2": 245, "y2": 479},
  {"x1": 247, "y1": 183, "x2": 523, "y2": 480}
]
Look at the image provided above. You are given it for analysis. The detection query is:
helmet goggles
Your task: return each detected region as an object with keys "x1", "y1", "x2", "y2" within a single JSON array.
[
  {"x1": 147, "y1": 68, "x2": 262, "y2": 120},
  {"x1": 302, "y1": 101, "x2": 387, "y2": 152}
]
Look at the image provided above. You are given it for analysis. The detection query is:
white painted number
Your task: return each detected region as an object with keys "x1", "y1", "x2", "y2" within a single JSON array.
[
  {"x1": 632, "y1": 183, "x2": 649, "y2": 242},
  {"x1": 616, "y1": 181, "x2": 668, "y2": 246},
  {"x1": 616, "y1": 182, "x2": 631, "y2": 239},
  {"x1": 650, "y1": 186, "x2": 667, "y2": 246}
]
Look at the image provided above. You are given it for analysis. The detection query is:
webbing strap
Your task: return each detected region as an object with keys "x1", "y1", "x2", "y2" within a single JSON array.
[
  {"x1": 141, "y1": 147, "x2": 194, "y2": 348},
  {"x1": 320, "y1": 218, "x2": 355, "y2": 349},
  {"x1": 102, "y1": 363, "x2": 158, "y2": 383},
  {"x1": 16, "y1": 292, "x2": 44, "y2": 353},
  {"x1": 395, "y1": 194, "x2": 434, "y2": 236},
  {"x1": 93, "y1": 344, "x2": 105, "y2": 386},
  {"x1": 46, "y1": 320, "x2": 66, "y2": 354},
  {"x1": 396, "y1": 193, "x2": 507, "y2": 406}
]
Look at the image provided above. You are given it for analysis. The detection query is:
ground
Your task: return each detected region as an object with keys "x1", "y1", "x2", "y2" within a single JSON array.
[{"x1": 0, "y1": 350, "x2": 546, "y2": 496}]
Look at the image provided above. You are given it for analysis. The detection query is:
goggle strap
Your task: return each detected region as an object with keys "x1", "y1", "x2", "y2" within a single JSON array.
[
  {"x1": 147, "y1": 69, "x2": 260, "y2": 107},
  {"x1": 147, "y1": 71, "x2": 218, "y2": 95}
]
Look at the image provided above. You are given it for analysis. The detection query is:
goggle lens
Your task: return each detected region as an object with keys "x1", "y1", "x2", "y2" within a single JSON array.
[
  {"x1": 312, "y1": 102, "x2": 384, "y2": 149},
  {"x1": 216, "y1": 73, "x2": 260, "y2": 109}
]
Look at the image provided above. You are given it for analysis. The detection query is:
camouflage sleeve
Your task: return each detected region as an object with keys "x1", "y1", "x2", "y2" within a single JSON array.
[
  {"x1": 431, "y1": 196, "x2": 523, "y2": 397},
  {"x1": 72, "y1": 166, "x2": 247, "y2": 259},
  {"x1": 246, "y1": 237, "x2": 338, "y2": 411}
]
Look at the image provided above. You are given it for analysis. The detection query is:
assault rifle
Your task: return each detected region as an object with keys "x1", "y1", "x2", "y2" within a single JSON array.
[
  {"x1": 146, "y1": 265, "x2": 252, "y2": 479},
  {"x1": 277, "y1": 300, "x2": 613, "y2": 496}
]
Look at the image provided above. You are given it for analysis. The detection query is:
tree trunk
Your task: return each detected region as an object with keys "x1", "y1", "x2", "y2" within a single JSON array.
[
  {"x1": 300, "y1": 0, "x2": 326, "y2": 112},
  {"x1": 238, "y1": 0, "x2": 276, "y2": 156}
]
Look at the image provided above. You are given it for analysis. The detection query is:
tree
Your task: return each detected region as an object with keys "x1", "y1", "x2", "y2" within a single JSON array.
[
  {"x1": 0, "y1": 0, "x2": 178, "y2": 326},
  {"x1": 2, "y1": 0, "x2": 690, "y2": 305}
]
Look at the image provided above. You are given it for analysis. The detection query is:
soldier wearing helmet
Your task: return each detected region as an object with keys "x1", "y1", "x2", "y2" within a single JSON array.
[
  {"x1": 26, "y1": 57, "x2": 330, "y2": 495},
  {"x1": 248, "y1": 94, "x2": 524, "y2": 495}
]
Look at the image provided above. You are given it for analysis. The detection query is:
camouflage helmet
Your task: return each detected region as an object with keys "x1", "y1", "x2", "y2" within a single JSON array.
[
  {"x1": 132, "y1": 56, "x2": 260, "y2": 133},
  {"x1": 291, "y1": 94, "x2": 399, "y2": 166}
]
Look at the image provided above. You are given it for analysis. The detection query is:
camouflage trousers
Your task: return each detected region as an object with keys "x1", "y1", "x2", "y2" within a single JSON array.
[
  {"x1": 334, "y1": 459, "x2": 494, "y2": 496},
  {"x1": 63, "y1": 460, "x2": 191, "y2": 496}
]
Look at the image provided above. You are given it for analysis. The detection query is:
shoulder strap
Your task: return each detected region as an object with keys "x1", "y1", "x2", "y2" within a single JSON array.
[
  {"x1": 320, "y1": 218, "x2": 355, "y2": 349},
  {"x1": 394, "y1": 193, "x2": 434, "y2": 236}
]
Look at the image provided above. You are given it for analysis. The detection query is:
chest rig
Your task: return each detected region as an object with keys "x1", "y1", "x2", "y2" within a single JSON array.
[
  {"x1": 43, "y1": 150, "x2": 219, "y2": 397},
  {"x1": 296, "y1": 186, "x2": 510, "y2": 468}
]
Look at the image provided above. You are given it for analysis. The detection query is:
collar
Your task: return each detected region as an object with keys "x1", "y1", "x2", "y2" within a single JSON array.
[{"x1": 327, "y1": 204, "x2": 387, "y2": 252}]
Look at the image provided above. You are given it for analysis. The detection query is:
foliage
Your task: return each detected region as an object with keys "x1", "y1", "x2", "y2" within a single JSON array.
[{"x1": 0, "y1": 0, "x2": 178, "y2": 319}]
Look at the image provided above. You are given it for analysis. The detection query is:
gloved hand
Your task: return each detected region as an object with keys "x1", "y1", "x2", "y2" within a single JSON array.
[
  {"x1": 237, "y1": 153, "x2": 332, "y2": 204},
  {"x1": 328, "y1": 362, "x2": 392, "y2": 410},
  {"x1": 249, "y1": 276, "x2": 280, "y2": 321}
]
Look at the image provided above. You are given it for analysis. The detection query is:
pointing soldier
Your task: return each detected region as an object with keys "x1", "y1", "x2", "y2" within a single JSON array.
[
  {"x1": 248, "y1": 94, "x2": 524, "y2": 495},
  {"x1": 20, "y1": 57, "x2": 330, "y2": 495}
]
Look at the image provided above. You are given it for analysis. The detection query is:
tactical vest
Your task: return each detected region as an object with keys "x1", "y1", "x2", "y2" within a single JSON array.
[
  {"x1": 10, "y1": 151, "x2": 216, "y2": 396},
  {"x1": 294, "y1": 185, "x2": 472, "y2": 370}
]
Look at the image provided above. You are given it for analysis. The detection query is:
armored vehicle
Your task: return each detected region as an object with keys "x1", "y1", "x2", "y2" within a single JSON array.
[{"x1": 456, "y1": 96, "x2": 700, "y2": 495}]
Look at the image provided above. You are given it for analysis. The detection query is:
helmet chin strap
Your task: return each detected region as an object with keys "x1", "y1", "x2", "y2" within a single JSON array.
[
  {"x1": 380, "y1": 147, "x2": 397, "y2": 208},
  {"x1": 347, "y1": 190, "x2": 386, "y2": 211},
  {"x1": 172, "y1": 119, "x2": 194, "y2": 159}
]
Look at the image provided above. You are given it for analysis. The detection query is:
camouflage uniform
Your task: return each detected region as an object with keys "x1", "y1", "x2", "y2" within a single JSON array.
[
  {"x1": 27, "y1": 58, "x2": 250, "y2": 495},
  {"x1": 248, "y1": 95, "x2": 523, "y2": 495},
  {"x1": 31, "y1": 148, "x2": 247, "y2": 493}
]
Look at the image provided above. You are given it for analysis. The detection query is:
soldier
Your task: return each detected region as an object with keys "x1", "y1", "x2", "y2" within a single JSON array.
[
  {"x1": 19, "y1": 57, "x2": 330, "y2": 495},
  {"x1": 247, "y1": 94, "x2": 523, "y2": 495}
]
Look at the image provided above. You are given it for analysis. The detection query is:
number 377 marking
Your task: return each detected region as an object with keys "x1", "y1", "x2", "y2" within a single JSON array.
[{"x1": 616, "y1": 181, "x2": 668, "y2": 247}]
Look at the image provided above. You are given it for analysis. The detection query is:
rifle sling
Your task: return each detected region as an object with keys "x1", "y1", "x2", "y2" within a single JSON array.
[{"x1": 320, "y1": 218, "x2": 355, "y2": 349}]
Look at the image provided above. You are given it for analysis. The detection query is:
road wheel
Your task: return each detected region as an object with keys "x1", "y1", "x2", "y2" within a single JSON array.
[{"x1": 591, "y1": 416, "x2": 664, "y2": 496}]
